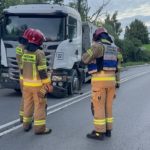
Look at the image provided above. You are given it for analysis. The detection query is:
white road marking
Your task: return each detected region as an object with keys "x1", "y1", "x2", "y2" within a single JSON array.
[
  {"x1": 0, "y1": 125, "x2": 22, "y2": 137},
  {"x1": 121, "y1": 71, "x2": 150, "y2": 83},
  {"x1": 0, "y1": 94, "x2": 91, "y2": 137},
  {"x1": 47, "y1": 91, "x2": 91, "y2": 111},
  {"x1": 0, "y1": 91, "x2": 91, "y2": 131},
  {"x1": 0, "y1": 70, "x2": 150, "y2": 137},
  {"x1": 0, "y1": 119, "x2": 20, "y2": 130},
  {"x1": 47, "y1": 94, "x2": 91, "y2": 115}
]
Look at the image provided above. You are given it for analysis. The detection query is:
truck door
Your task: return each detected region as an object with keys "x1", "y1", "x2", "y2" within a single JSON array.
[{"x1": 67, "y1": 16, "x2": 81, "y2": 64}]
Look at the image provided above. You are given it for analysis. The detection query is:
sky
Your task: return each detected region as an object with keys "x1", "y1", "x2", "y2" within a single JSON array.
[{"x1": 64, "y1": 0, "x2": 150, "y2": 36}]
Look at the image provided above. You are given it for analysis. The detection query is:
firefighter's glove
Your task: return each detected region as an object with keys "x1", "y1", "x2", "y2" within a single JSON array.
[
  {"x1": 44, "y1": 83, "x2": 53, "y2": 93},
  {"x1": 38, "y1": 87, "x2": 47, "y2": 98}
]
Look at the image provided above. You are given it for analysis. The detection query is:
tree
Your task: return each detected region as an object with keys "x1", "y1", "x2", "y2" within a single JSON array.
[
  {"x1": 51, "y1": 0, "x2": 64, "y2": 4},
  {"x1": 124, "y1": 19, "x2": 149, "y2": 44},
  {"x1": 0, "y1": 0, "x2": 49, "y2": 17},
  {"x1": 69, "y1": 0, "x2": 89, "y2": 21},
  {"x1": 103, "y1": 11, "x2": 122, "y2": 39},
  {"x1": 0, "y1": 0, "x2": 22, "y2": 17},
  {"x1": 69, "y1": 0, "x2": 110, "y2": 22},
  {"x1": 89, "y1": 0, "x2": 110, "y2": 23}
]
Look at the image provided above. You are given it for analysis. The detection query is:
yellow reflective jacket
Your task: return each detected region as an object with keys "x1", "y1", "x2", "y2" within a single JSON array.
[
  {"x1": 117, "y1": 52, "x2": 123, "y2": 68},
  {"x1": 82, "y1": 41, "x2": 116, "y2": 88},
  {"x1": 22, "y1": 49, "x2": 50, "y2": 87}
]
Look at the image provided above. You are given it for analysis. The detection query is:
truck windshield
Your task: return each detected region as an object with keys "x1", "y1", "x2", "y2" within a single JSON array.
[{"x1": 3, "y1": 15, "x2": 66, "y2": 41}]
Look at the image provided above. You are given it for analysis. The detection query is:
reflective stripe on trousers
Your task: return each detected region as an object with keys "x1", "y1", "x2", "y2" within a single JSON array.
[
  {"x1": 34, "y1": 120, "x2": 46, "y2": 126},
  {"x1": 94, "y1": 118, "x2": 114, "y2": 125},
  {"x1": 19, "y1": 111, "x2": 24, "y2": 117},
  {"x1": 106, "y1": 117, "x2": 114, "y2": 123},
  {"x1": 94, "y1": 119, "x2": 106, "y2": 125},
  {"x1": 23, "y1": 117, "x2": 32, "y2": 123}
]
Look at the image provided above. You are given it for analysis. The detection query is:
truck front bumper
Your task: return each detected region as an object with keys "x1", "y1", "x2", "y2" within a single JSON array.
[
  {"x1": 0, "y1": 77, "x2": 20, "y2": 90},
  {"x1": 51, "y1": 84, "x2": 68, "y2": 98}
]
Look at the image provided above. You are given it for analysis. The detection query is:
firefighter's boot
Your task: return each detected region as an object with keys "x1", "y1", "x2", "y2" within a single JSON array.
[
  {"x1": 35, "y1": 128, "x2": 52, "y2": 135},
  {"x1": 24, "y1": 124, "x2": 32, "y2": 132},
  {"x1": 105, "y1": 130, "x2": 111, "y2": 137},
  {"x1": 86, "y1": 130, "x2": 105, "y2": 140},
  {"x1": 116, "y1": 83, "x2": 120, "y2": 88}
]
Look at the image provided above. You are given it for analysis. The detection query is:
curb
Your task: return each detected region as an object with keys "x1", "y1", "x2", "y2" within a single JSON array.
[{"x1": 124, "y1": 63, "x2": 150, "y2": 69}]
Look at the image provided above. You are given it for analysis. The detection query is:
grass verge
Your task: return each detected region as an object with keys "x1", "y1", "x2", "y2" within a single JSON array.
[{"x1": 122, "y1": 61, "x2": 150, "y2": 67}]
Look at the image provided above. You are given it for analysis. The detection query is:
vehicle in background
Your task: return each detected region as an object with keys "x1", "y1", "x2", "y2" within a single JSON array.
[{"x1": 0, "y1": 4, "x2": 97, "y2": 97}]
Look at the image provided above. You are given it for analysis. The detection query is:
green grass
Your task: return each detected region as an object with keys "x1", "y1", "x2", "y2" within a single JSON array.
[
  {"x1": 142, "y1": 44, "x2": 150, "y2": 51},
  {"x1": 122, "y1": 61, "x2": 150, "y2": 67}
]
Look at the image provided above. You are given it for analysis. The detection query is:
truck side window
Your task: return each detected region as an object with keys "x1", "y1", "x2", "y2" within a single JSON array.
[{"x1": 68, "y1": 17, "x2": 77, "y2": 39}]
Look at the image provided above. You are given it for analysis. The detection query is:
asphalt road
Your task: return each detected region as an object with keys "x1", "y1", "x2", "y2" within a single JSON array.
[{"x1": 0, "y1": 65, "x2": 150, "y2": 150}]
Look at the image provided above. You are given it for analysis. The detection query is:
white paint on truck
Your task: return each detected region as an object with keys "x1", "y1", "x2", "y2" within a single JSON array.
[{"x1": 1, "y1": 39, "x2": 7, "y2": 67}]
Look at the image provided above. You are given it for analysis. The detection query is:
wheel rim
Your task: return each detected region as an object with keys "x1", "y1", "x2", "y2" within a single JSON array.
[{"x1": 73, "y1": 76, "x2": 79, "y2": 91}]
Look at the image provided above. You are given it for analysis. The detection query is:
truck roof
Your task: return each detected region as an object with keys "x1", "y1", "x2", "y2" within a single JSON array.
[{"x1": 3, "y1": 4, "x2": 81, "y2": 20}]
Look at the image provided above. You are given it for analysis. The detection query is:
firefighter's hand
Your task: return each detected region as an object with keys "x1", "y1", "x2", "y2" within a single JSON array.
[{"x1": 44, "y1": 83, "x2": 53, "y2": 93}]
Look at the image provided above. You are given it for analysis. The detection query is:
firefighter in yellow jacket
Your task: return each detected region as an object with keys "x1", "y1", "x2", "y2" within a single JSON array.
[
  {"x1": 16, "y1": 28, "x2": 34, "y2": 122},
  {"x1": 116, "y1": 48, "x2": 123, "y2": 88},
  {"x1": 22, "y1": 29, "x2": 52, "y2": 134},
  {"x1": 82, "y1": 27, "x2": 117, "y2": 140}
]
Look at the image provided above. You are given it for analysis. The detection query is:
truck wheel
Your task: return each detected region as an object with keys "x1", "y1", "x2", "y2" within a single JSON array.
[
  {"x1": 14, "y1": 89, "x2": 21, "y2": 93},
  {"x1": 68, "y1": 70, "x2": 80, "y2": 95}
]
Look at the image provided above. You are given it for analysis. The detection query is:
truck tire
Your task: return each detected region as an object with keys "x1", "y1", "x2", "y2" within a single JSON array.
[
  {"x1": 14, "y1": 89, "x2": 21, "y2": 93},
  {"x1": 68, "y1": 70, "x2": 80, "y2": 95}
]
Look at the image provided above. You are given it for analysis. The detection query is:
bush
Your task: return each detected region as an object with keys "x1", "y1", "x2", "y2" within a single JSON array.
[{"x1": 115, "y1": 38, "x2": 150, "y2": 62}]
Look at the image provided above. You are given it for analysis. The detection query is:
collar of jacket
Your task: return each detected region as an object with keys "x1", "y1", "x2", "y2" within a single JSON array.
[{"x1": 26, "y1": 43, "x2": 41, "y2": 52}]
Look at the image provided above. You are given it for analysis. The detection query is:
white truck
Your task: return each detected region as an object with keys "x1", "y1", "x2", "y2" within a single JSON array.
[{"x1": 0, "y1": 4, "x2": 97, "y2": 97}]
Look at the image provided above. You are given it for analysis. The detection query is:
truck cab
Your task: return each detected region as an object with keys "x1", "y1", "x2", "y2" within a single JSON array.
[{"x1": 0, "y1": 4, "x2": 95, "y2": 97}]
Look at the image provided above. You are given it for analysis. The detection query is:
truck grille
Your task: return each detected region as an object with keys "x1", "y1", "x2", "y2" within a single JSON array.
[
  {"x1": 8, "y1": 57, "x2": 19, "y2": 80},
  {"x1": 45, "y1": 45, "x2": 58, "y2": 70}
]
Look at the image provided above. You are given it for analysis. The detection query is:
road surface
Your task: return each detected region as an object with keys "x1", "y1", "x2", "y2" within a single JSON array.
[{"x1": 0, "y1": 65, "x2": 150, "y2": 150}]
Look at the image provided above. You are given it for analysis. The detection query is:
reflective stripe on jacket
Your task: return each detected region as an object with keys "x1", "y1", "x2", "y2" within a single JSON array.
[{"x1": 16, "y1": 45, "x2": 25, "y2": 74}]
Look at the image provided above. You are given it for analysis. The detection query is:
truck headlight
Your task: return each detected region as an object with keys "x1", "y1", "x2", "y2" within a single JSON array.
[
  {"x1": 58, "y1": 82, "x2": 63, "y2": 87},
  {"x1": 1, "y1": 73, "x2": 9, "y2": 78},
  {"x1": 52, "y1": 82, "x2": 57, "y2": 86},
  {"x1": 52, "y1": 75, "x2": 68, "y2": 81},
  {"x1": 52, "y1": 76, "x2": 63, "y2": 81}
]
